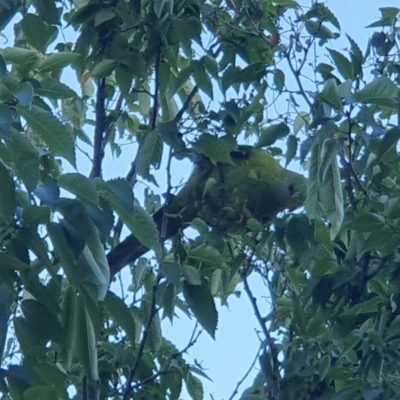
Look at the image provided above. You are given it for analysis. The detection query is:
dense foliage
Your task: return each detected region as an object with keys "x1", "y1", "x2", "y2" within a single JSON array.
[{"x1": 1, "y1": 0, "x2": 400, "y2": 399}]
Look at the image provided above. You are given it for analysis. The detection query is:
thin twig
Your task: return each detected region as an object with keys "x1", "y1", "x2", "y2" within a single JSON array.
[
  {"x1": 285, "y1": 38, "x2": 313, "y2": 111},
  {"x1": 241, "y1": 266, "x2": 280, "y2": 400},
  {"x1": 129, "y1": 326, "x2": 202, "y2": 392},
  {"x1": 122, "y1": 277, "x2": 161, "y2": 400},
  {"x1": 228, "y1": 341, "x2": 263, "y2": 400}
]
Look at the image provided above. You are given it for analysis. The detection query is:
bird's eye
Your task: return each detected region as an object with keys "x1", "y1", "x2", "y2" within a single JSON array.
[{"x1": 288, "y1": 183, "x2": 295, "y2": 194}]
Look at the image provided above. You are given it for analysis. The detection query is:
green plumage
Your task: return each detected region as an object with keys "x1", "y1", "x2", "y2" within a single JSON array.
[{"x1": 107, "y1": 146, "x2": 307, "y2": 275}]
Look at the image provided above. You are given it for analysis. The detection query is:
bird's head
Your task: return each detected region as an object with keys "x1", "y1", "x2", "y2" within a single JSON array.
[{"x1": 283, "y1": 171, "x2": 308, "y2": 211}]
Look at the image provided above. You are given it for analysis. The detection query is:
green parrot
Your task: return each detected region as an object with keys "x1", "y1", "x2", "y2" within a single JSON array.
[{"x1": 107, "y1": 145, "x2": 307, "y2": 276}]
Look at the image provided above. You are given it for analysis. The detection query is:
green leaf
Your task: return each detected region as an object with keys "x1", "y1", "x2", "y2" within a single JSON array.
[
  {"x1": 55, "y1": 198, "x2": 109, "y2": 299},
  {"x1": 305, "y1": 21, "x2": 336, "y2": 40},
  {"x1": 163, "y1": 261, "x2": 182, "y2": 286},
  {"x1": 35, "y1": 77, "x2": 77, "y2": 99},
  {"x1": 131, "y1": 201, "x2": 161, "y2": 253},
  {"x1": 203, "y1": 55, "x2": 219, "y2": 78},
  {"x1": 74, "y1": 295, "x2": 99, "y2": 381},
  {"x1": 58, "y1": 173, "x2": 99, "y2": 206},
  {"x1": 17, "y1": 104, "x2": 76, "y2": 166},
  {"x1": 104, "y1": 291, "x2": 137, "y2": 342},
  {"x1": 94, "y1": 8, "x2": 116, "y2": 26},
  {"x1": 6, "y1": 131, "x2": 40, "y2": 192},
  {"x1": 286, "y1": 135, "x2": 298, "y2": 166},
  {"x1": 0, "y1": 254, "x2": 29, "y2": 272},
  {"x1": 21, "y1": 13, "x2": 57, "y2": 52},
  {"x1": 317, "y1": 78, "x2": 342, "y2": 110},
  {"x1": 347, "y1": 35, "x2": 363, "y2": 77},
  {"x1": 0, "y1": 105, "x2": 12, "y2": 136},
  {"x1": 274, "y1": 69, "x2": 285, "y2": 92},
  {"x1": 305, "y1": 2, "x2": 341, "y2": 30},
  {"x1": 346, "y1": 213, "x2": 385, "y2": 232},
  {"x1": 162, "y1": 283, "x2": 176, "y2": 321},
  {"x1": 136, "y1": 129, "x2": 163, "y2": 185},
  {"x1": 293, "y1": 112, "x2": 310, "y2": 135},
  {"x1": 324, "y1": 156, "x2": 343, "y2": 239},
  {"x1": 0, "y1": 55, "x2": 6, "y2": 81},
  {"x1": 185, "y1": 373, "x2": 204, "y2": 400},
  {"x1": 37, "y1": 52, "x2": 80, "y2": 74},
  {"x1": 363, "y1": 225, "x2": 398, "y2": 255},
  {"x1": 140, "y1": 292, "x2": 162, "y2": 351},
  {"x1": 183, "y1": 281, "x2": 218, "y2": 339},
  {"x1": 168, "y1": 66, "x2": 192, "y2": 97},
  {"x1": 47, "y1": 222, "x2": 80, "y2": 286},
  {"x1": 14, "y1": 82, "x2": 34, "y2": 107},
  {"x1": 341, "y1": 297, "x2": 382, "y2": 316},
  {"x1": 98, "y1": 179, "x2": 161, "y2": 253},
  {"x1": 32, "y1": 0, "x2": 60, "y2": 24},
  {"x1": 355, "y1": 77, "x2": 398, "y2": 107},
  {"x1": 377, "y1": 126, "x2": 400, "y2": 161},
  {"x1": 187, "y1": 245, "x2": 225, "y2": 269},
  {"x1": 193, "y1": 134, "x2": 234, "y2": 165},
  {"x1": 178, "y1": 81, "x2": 206, "y2": 122},
  {"x1": 23, "y1": 205, "x2": 50, "y2": 225},
  {"x1": 361, "y1": 387, "x2": 384, "y2": 400},
  {"x1": 183, "y1": 265, "x2": 202, "y2": 286},
  {"x1": 327, "y1": 49, "x2": 353, "y2": 80},
  {"x1": 1, "y1": 47, "x2": 39, "y2": 67},
  {"x1": 153, "y1": 0, "x2": 166, "y2": 18},
  {"x1": 91, "y1": 59, "x2": 117, "y2": 78},
  {"x1": 192, "y1": 60, "x2": 213, "y2": 99},
  {"x1": 306, "y1": 141, "x2": 322, "y2": 219},
  {"x1": 318, "y1": 354, "x2": 331, "y2": 380},
  {"x1": 0, "y1": 161, "x2": 16, "y2": 224},
  {"x1": 286, "y1": 215, "x2": 311, "y2": 257},
  {"x1": 257, "y1": 122, "x2": 290, "y2": 147},
  {"x1": 79, "y1": 244, "x2": 110, "y2": 301},
  {"x1": 21, "y1": 299, "x2": 65, "y2": 344},
  {"x1": 366, "y1": 7, "x2": 400, "y2": 27}
]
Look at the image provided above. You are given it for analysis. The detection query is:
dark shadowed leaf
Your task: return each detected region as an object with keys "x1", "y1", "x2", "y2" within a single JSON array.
[
  {"x1": 183, "y1": 281, "x2": 217, "y2": 339},
  {"x1": 0, "y1": 161, "x2": 15, "y2": 224},
  {"x1": 17, "y1": 105, "x2": 76, "y2": 166},
  {"x1": 6, "y1": 131, "x2": 40, "y2": 192}
]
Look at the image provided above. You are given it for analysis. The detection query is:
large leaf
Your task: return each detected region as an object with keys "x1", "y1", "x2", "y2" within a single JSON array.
[
  {"x1": 183, "y1": 281, "x2": 218, "y2": 339},
  {"x1": 58, "y1": 173, "x2": 99, "y2": 206},
  {"x1": 354, "y1": 77, "x2": 398, "y2": 107},
  {"x1": 35, "y1": 77, "x2": 78, "y2": 99},
  {"x1": 6, "y1": 131, "x2": 40, "y2": 192},
  {"x1": 104, "y1": 291, "x2": 137, "y2": 343},
  {"x1": 98, "y1": 179, "x2": 161, "y2": 254},
  {"x1": 257, "y1": 122, "x2": 290, "y2": 147},
  {"x1": 73, "y1": 295, "x2": 99, "y2": 381},
  {"x1": 36, "y1": 52, "x2": 80, "y2": 73},
  {"x1": 17, "y1": 104, "x2": 76, "y2": 166},
  {"x1": 327, "y1": 49, "x2": 353, "y2": 80},
  {"x1": 20, "y1": 13, "x2": 57, "y2": 52},
  {"x1": 0, "y1": 160, "x2": 16, "y2": 224},
  {"x1": 317, "y1": 78, "x2": 342, "y2": 111},
  {"x1": 193, "y1": 134, "x2": 234, "y2": 165},
  {"x1": 135, "y1": 128, "x2": 163, "y2": 185}
]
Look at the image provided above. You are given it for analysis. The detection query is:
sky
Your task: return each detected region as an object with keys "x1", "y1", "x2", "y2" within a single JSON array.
[{"x1": 1, "y1": 0, "x2": 395, "y2": 399}]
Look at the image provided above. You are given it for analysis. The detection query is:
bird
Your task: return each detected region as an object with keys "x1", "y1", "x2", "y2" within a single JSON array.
[{"x1": 107, "y1": 145, "x2": 307, "y2": 276}]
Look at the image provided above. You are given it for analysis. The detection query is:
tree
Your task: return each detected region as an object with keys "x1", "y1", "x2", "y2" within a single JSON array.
[{"x1": 0, "y1": 0, "x2": 400, "y2": 399}]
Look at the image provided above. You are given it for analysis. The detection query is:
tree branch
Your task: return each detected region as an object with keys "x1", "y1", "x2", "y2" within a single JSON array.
[
  {"x1": 90, "y1": 77, "x2": 107, "y2": 179},
  {"x1": 241, "y1": 265, "x2": 281, "y2": 400},
  {"x1": 228, "y1": 341, "x2": 263, "y2": 400}
]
